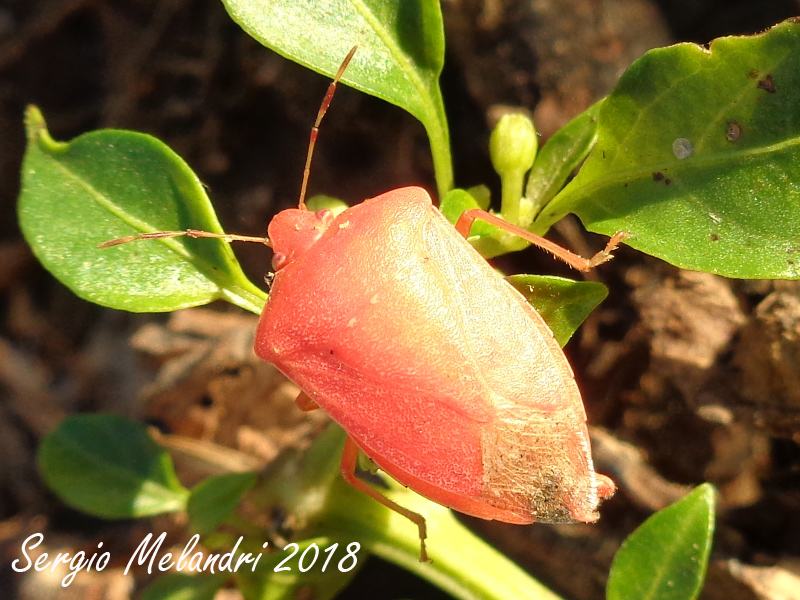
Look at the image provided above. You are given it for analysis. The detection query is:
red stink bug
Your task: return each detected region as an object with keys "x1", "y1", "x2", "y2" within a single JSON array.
[{"x1": 102, "y1": 47, "x2": 622, "y2": 562}]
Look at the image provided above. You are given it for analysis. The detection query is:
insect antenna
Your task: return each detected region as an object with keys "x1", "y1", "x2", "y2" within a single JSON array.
[
  {"x1": 298, "y1": 45, "x2": 358, "y2": 211},
  {"x1": 97, "y1": 229, "x2": 270, "y2": 248}
]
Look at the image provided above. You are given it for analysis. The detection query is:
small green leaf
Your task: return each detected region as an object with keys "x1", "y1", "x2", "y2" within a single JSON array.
[
  {"x1": 19, "y1": 107, "x2": 266, "y2": 314},
  {"x1": 465, "y1": 184, "x2": 491, "y2": 211},
  {"x1": 528, "y1": 100, "x2": 602, "y2": 225},
  {"x1": 188, "y1": 472, "x2": 258, "y2": 535},
  {"x1": 607, "y1": 483, "x2": 716, "y2": 600},
  {"x1": 38, "y1": 414, "x2": 189, "y2": 518},
  {"x1": 547, "y1": 20, "x2": 800, "y2": 279},
  {"x1": 219, "y1": 0, "x2": 453, "y2": 197},
  {"x1": 506, "y1": 275, "x2": 608, "y2": 346},
  {"x1": 439, "y1": 188, "x2": 495, "y2": 236},
  {"x1": 440, "y1": 188, "x2": 536, "y2": 259},
  {"x1": 141, "y1": 573, "x2": 229, "y2": 600}
]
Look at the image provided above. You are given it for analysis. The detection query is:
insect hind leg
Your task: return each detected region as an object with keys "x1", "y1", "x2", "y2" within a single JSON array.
[
  {"x1": 340, "y1": 436, "x2": 429, "y2": 562},
  {"x1": 454, "y1": 208, "x2": 627, "y2": 272}
]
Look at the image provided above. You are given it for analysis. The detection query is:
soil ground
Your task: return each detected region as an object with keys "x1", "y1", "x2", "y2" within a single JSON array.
[{"x1": 2, "y1": 1, "x2": 800, "y2": 599}]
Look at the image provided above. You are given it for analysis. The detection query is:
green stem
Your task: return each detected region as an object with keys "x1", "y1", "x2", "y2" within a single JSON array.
[
  {"x1": 426, "y1": 92, "x2": 454, "y2": 198},
  {"x1": 318, "y1": 476, "x2": 564, "y2": 600},
  {"x1": 500, "y1": 170, "x2": 525, "y2": 226},
  {"x1": 248, "y1": 424, "x2": 562, "y2": 600}
]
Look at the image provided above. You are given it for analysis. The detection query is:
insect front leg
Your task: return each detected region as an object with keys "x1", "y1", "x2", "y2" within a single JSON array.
[
  {"x1": 455, "y1": 208, "x2": 627, "y2": 272},
  {"x1": 294, "y1": 391, "x2": 319, "y2": 412},
  {"x1": 339, "y1": 436, "x2": 429, "y2": 562}
]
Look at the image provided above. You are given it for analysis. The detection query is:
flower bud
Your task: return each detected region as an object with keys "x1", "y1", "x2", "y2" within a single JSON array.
[
  {"x1": 305, "y1": 194, "x2": 350, "y2": 217},
  {"x1": 490, "y1": 113, "x2": 538, "y2": 178}
]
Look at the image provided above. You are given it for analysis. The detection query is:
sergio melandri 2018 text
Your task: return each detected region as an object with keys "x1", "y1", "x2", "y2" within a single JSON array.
[{"x1": 12, "y1": 532, "x2": 361, "y2": 587}]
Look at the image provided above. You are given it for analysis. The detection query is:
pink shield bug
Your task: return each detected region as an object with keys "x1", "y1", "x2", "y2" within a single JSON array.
[{"x1": 102, "y1": 47, "x2": 622, "y2": 561}]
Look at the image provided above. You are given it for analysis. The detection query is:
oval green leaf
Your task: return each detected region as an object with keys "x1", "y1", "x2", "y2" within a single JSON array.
[
  {"x1": 219, "y1": 0, "x2": 452, "y2": 197},
  {"x1": 19, "y1": 107, "x2": 266, "y2": 314},
  {"x1": 606, "y1": 483, "x2": 716, "y2": 600},
  {"x1": 38, "y1": 414, "x2": 189, "y2": 519},
  {"x1": 506, "y1": 275, "x2": 608, "y2": 346},
  {"x1": 546, "y1": 19, "x2": 800, "y2": 279},
  {"x1": 187, "y1": 472, "x2": 258, "y2": 535}
]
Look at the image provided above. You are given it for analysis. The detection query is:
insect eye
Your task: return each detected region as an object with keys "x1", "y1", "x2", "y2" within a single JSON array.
[{"x1": 271, "y1": 252, "x2": 288, "y2": 271}]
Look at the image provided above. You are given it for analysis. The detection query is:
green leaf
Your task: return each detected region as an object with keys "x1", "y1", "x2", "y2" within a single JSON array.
[
  {"x1": 506, "y1": 275, "x2": 608, "y2": 346},
  {"x1": 188, "y1": 472, "x2": 258, "y2": 535},
  {"x1": 19, "y1": 106, "x2": 266, "y2": 314},
  {"x1": 141, "y1": 573, "x2": 229, "y2": 600},
  {"x1": 219, "y1": 0, "x2": 453, "y2": 197},
  {"x1": 527, "y1": 100, "x2": 602, "y2": 226},
  {"x1": 545, "y1": 19, "x2": 800, "y2": 279},
  {"x1": 439, "y1": 188, "x2": 495, "y2": 236},
  {"x1": 441, "y1": 188, "x2": 535, "y2": 259},
  {"x1": 38, "y1": 414, "x2": 189, "y2": 518},
  {"x1": 465, "y1": 184, "x2": 491, "y2": 211},
  {"x1": 607, "y1": 483, "x2": 716, "y2": 600}
]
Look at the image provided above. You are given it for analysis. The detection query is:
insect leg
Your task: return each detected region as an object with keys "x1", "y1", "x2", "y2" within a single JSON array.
[
  {"x1": 596, "y1": 474, "x2": 616, "y2": 499},
  {"x1": 340, "y1": 436, "x2": 429, "y2": 562},
  {"x1": 455, "y1": 208, "x2": 627, "y2": 272},
  {"x1": 294, "y1": 391, "x2": 319, "y2": 412},
  {"x1": 98, "y1": 229, "x2": 270, "y2": 248}
]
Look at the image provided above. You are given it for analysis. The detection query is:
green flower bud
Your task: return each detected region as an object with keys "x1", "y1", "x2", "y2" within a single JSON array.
[
  {"x1": 489, "y1": 113, "x2": 538, "y2": 226},
  {"x1": 490, "y1": 113, "x2": 538, "y2": 177},
  {"x1": 305, "y1": 194, "x2": 350, "y2": 217}
]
